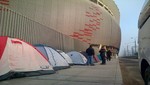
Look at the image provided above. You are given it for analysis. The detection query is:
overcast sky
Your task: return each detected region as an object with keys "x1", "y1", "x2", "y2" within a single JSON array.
[{"x1": 114, "y1": 0, "x2": 145, "y2": 56}]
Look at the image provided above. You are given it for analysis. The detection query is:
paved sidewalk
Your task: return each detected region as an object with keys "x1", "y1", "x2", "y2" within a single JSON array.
[{"x1": 0, "y1": 59, "x2": 123, "y2": 85}]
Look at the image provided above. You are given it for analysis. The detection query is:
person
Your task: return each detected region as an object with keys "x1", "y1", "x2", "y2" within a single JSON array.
[
  {"x1": 99, "y1": 46, "x2": 107, "y2": 65},
  {"x1": 106, "y1": 48, "x2": 112, "y2": 61},
  {"x1": 86, "y1": 45, "x2": 95, "y2": 66}
]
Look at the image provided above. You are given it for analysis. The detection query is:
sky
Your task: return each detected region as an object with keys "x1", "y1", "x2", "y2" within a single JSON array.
[{"x1": 114, "y1": 0, "x2": 146, "y2": 56}]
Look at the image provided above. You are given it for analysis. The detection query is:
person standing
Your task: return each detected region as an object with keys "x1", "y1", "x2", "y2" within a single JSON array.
[
  {"x1": 86, "y1": 45, "x2": 95, "y2": 66},
  {"x1": 107, "y1": 49, "x2": 112, "y2": 61},
  {"x1": 99, "y1": 46, "x2": 107, "y2": 65}
]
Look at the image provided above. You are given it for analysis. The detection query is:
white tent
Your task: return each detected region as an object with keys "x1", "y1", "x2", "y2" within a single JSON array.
[
  {"x1": 35, "y1": 45, "x2": 70, "y2": 70},
  {"x1": 57, "y1": 50, "x2": 73, "y2": 65},
  {"x1": 67, "y1": 51, "x2": 87, "y2": 65},
  {"x1": 0, "y1": 37, "x2": 54, "y2": 80}
]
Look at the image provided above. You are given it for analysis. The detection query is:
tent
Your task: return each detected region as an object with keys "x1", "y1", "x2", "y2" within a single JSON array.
[
  {"x1": 97, "y1": 54, "x2": 102, "y2": 61},
  {"x1": 0, "y1": 37, "x2": 54, "y2": 81},
  {"x1": 57, "y1": 50, "x2": 73, "y2": 65},
  {"x1": 35, "y1": 45, "x2": 70, "y2": 70},
  {"x1": 93, "y1": 55, "x2": 100, "y2": 63},
  {"x1": 80, "y1": 51, "x2": 88, "y2": 59},
  {"x1": 67, "y1": 51, "x2": 87, "y2": 65}
]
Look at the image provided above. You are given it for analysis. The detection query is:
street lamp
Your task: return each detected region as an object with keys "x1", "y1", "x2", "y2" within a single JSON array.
[
  {"x1": 131, "y1": 37, "x2": 137, "y2": 55},
  {"x1": 126, "y1": 43, "x2": 132, "y2": 56}
]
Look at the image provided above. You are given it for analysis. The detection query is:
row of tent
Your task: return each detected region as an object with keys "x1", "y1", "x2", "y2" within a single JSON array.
[{"x1": 0, "y1": 36, "x2": 100, "y2": 81}]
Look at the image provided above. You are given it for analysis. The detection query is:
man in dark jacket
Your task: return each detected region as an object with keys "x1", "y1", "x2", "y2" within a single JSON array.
[
  {"x1": 107, "y1": 49, "x2": 112, "y2": 61},
  {"x1": 86, "y1": 45, "x2": 95, "y2": 65}
]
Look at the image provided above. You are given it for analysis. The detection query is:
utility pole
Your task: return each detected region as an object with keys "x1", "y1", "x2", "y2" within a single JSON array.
[
  {"x1": 132, "y1": 46, "x2": 134, "y2": 56},
  {"x1": 124, "y1": 47, "x2": 126, "y2": 56},
  {"x1": 127, "y1": 45, "x2": 129, "y2": 56},
  {"x1": 135, "y1": 39, "x2": 137, "y2": 55},
  {"x1": 131, "y1": 37, "x2": 137, "y2": 55}
]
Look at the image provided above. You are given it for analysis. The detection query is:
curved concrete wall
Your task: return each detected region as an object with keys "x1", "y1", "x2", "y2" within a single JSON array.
[{"x1": 0, "y1": 0, "x2": 121, "y2": 52}]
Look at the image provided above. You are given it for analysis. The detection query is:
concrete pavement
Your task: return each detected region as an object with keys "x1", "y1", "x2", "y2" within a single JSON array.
[{"x1": 0, "y1": 59, "x2": 123, "y2": 85}]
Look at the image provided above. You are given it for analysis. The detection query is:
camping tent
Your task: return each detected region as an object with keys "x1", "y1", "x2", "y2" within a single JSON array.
[
  {"x1": 93, "y1": 55, "x2": 100, "y2": 63},
  {"x1": 0, "y1": 37, "x2": 54, "y2": 80},
  {"x1": 35, "y1": 45, "x2": 70, "y2": 70},
  {"x1": 67, "y1": 51, "x2": 87, "y2": 65},
  {"x1": 57, "y1": 50, "x2": 73, "y2": 65}
]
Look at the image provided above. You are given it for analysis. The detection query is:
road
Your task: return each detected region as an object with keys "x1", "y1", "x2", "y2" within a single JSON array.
[{"x1": 119, "y1": 57, "x2": 144, "y2": 85}]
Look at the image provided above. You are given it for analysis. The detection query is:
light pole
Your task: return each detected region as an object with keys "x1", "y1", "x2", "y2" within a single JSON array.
[
  {"x1": 124, "y1": 47, "x2": 126, "y2": 56},
  {"x1": 126, "y1": 43, "x2": 131, "y2": 56},
  {"x1": 131, "y1": 46, "x2": 134, "y2": 56},
  {"x1": 127, "y1": 44, "x2": 129, "y2": 56},
  {"x1": 135, "y1": 39, "x2": 137, "y2": 54},
  {"x1": 131, "y1": 37, "x2": 137, "y2": 55}
]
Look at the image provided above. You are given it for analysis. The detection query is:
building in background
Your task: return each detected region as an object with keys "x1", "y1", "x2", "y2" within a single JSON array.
[{"x1": 0, "y1": 0, "x2": 121, "y2": 54}]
